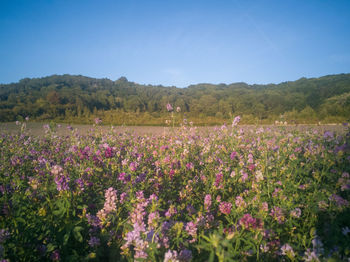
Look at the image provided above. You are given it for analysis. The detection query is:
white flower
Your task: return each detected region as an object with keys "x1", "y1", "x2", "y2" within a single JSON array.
[{"x1": 342, "y1": 226, "x2": 350, "y2": 235}]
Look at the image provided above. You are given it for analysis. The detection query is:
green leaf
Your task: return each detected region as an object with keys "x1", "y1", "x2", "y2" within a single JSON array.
[
  {"x1": 63, "y1": 232, "x2": 70, "y2": 246},
  {"x1": 47, "y1": 243, "x2": 56, "y2": 252},
  {"x1": 73, "y1": 226, "x2": 83, "y2": 242}
]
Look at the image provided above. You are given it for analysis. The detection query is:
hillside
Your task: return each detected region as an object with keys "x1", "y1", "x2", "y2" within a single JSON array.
[{"x1": 0, "y1": 73, "x2": 350, "y2": 125}]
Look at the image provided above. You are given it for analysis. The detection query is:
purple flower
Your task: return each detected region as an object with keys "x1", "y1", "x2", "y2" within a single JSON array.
[
  {"x1": 0, "y1": 229, "x2": 9, "y2": 243},
  {"x1": 118, "y1": 173, "x2": 131, "y2": 183},
  {"x1": 179, "y1": 249, "x2": 192, "y2": 261},
  {"x1": 219, "y1": 201, "x2": 232, "y2": 215},
  {"x1": 88, "y1": 236, "x2": 100, "y2": 247},
  {"x1": 50, "y1": 250, "x2": 60, "y2": 261},
  {"x1": 329, "y1": 194, "x2": 349, "y2": 207},
  {"x1": 75, "y1": 178, "x2": 84, "y2": 191},
  {"x1": 86, "y1": 214, "x2": 101, "y2": 228},
  {"x1": 232, "y1": 116, "x2": 241, "y2": 126},
  {"x1": 54, "y1": 174, "x2": 70, "y2": 191},
  {"x1": 323, "y1": 131, "x2": 333, "y2": 140}
]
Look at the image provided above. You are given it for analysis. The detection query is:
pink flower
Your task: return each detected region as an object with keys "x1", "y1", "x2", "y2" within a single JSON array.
[
  {"x1": 290, "y1": 208, "x2": 301, "y2": 218},
  {"x1": 261, "y1": 202, "x2": 268, "y2": 212},
  {"x1": 239, "y1": 213, "x2": 260, "y2": 230},
  {"x1": 232, "y1": 116, "x2": 241, "y2": 126},
  {"x1": 204, "y1": 194, "x2": 212, "y2": 211},
  {"x1": 94, "y1": 118, "x2": 102, "y2": 125},
  {"x1": 166, "y1": 103, "x2": 173, "y2": 112},
  {"x1": 97, "y1": 187, "x2": 118, "y2": 222},
  {"x1": 230, "y1": 151, "x2": 237, "y2": 160},
  {"x1": 214, "y1": 172, "x2": 223, "y2": 189},
  {"x1": 185, "y1": 221, "x2": 197, "y2": 239},
  {"x1": 219, "y1": 201, "x2": 232, "y2": 215},
  {"x1": 235, "y1": 196, "x2": 246, "y2": 209},
  {"x1": 270, "y1": 206, "x2": 285, "y2": 224}
]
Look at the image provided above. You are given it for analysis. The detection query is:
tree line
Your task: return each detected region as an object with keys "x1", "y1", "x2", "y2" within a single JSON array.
[{"x1": 0, "y1": 73, "x2": 349, "y2": 125}]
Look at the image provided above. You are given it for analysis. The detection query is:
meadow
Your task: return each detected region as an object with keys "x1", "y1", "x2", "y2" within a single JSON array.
[{"x1": 0, "y1": 118, "x2": 349, "y2": 261}]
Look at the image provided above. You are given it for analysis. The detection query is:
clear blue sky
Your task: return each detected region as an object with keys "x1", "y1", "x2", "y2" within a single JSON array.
[{"x1": 1, "y1": 0, "x2": 349, "y2": 87}]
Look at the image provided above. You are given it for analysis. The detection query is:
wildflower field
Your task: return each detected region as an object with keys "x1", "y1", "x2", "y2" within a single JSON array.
[{"x1": 0, "y1": 120, "x2": 349, "y2": 261}]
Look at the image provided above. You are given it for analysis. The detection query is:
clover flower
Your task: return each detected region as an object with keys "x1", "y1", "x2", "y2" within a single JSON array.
[
  {"x1": 303, "y1": 248, "x2": 320, "y2": 262},
  {"x1": 147, "y1": 211, "x2": 160, "y2": 229},
  {"x1": 290, "y1": 208, "x2": 301, "y2": 218},
  {"x1": 50, "y1": 250, "x2": 60, "y2": 261},
  {"x1": 214, "y1": 172, "x2": 223, "y2": 189},
  {"x1": 204, "y1": 194, "x2": 212, "y2": 212},
  {"x1": 97, "y1": 187, "x2": 118, "y2": 222},
  {"x1": 178, "y1": 250, "x2": 192, "y2": 261},
  {"x1": 0, "y1": 229, "x2": 9, "y2": 243},
  {"x1": 164, "y1": 250, "x2": 179, "y2": 262},
  {"x1": 219, "y1": 201, "x2": 232, "y2": 215},
  {"x1": 270, "y1": 206, "x2": 285, "y2": 224},
  {"x1": 88, "y1": 236, "x2": 100, "y2": 247},
  {"x1": 185, "y1": 221, "x2": 197, "y2": 240},
  {"x1": 235, "y1": 196, "x2": 247, "y2": 209},
  {"x1": 239, "y1": 214, "x2": 261, "y2": 230},
  {"x1": 329, "y1": 194, "x2": 349, "y2": 207},
  {"x1": 165, "y1": 205, "x2": 177, "y2": 218},
  {"x1": 232, "y1": 116, "x2": 241, "y2": 126},
  {"x1": 166, "y1": 103, "x2": 173, "y2": 112},
  {"x1": 230, "y1": 151, "x2": 237, "y2": 160},
  {"x1": 281, "y1": 243, "x2": 295, "y2": 257},
  {"x1": 54, "y1": 173, "x2": 70, "y2": 191}
]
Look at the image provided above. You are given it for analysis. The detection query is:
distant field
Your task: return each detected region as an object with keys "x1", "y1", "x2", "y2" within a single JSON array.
[{"x1": 0, "y1": 121, "x2": 347, "y2": 137}]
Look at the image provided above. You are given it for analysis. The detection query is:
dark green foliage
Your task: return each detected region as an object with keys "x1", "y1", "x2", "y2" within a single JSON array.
[{"x1": 1, "y1": 73, "x2": 350, "y2": 124}]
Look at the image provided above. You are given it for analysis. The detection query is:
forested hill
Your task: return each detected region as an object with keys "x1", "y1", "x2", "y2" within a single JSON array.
[{"x1": 0, "y1": 73, "x2": 350, "y2": 125}]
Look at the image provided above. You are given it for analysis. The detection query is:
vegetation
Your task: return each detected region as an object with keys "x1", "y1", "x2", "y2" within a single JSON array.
[
  {"x1": 1, "y1": 73, "x2": 350, "y2": 125},
  {"x1": 0, "y1": 120, "x2": 349, "y2": 261}
]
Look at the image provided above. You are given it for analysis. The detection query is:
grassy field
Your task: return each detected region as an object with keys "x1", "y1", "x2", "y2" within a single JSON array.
[{"x1": 0, "y1": 121, "x2": 347, "y2": 137}]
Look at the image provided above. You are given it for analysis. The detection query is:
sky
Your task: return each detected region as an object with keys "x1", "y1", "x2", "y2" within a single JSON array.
[{"x1": 0, "y1": 0, "x2": 350, "y2": 87}]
